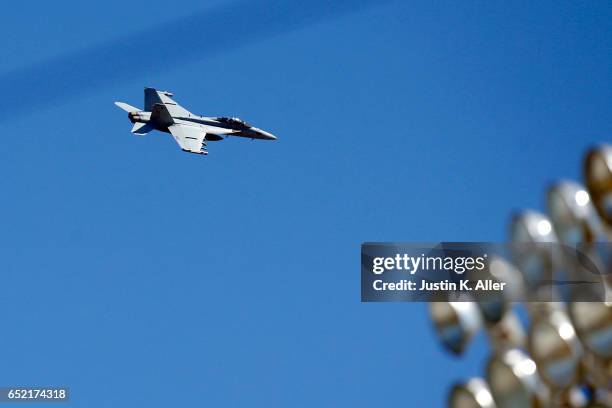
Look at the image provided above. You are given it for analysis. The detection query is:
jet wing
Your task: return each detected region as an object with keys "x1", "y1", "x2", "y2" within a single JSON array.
[
  {"x1": 168, "y1": 125, "x2": 207, "y2": 154},
  {"x1": 145, "y1": 88, "x2": 191, "y2": 117}
]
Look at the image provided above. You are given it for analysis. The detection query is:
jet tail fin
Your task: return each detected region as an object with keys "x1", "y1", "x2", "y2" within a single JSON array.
[
  {"x1": 115, "y1": 102, "x2": 140, "y2": 113},
  {"x1": 131, "y1": 122, "x2": 154, "y2": 135}
]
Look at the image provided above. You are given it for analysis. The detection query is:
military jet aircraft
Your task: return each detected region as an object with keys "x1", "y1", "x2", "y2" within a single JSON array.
[{"x1": 115, "y1": 88, "x2": 277, "y2": 155}]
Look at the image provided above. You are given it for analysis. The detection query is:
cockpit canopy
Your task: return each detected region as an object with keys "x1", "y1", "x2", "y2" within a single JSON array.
[{"x1": 217, "y1": 117, "x2": 251, "y2": 128}]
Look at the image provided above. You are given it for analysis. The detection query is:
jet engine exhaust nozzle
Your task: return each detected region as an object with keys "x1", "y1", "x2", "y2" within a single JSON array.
[{"x1": 128, "y1": 111, "x2": 151, "y2": 124}]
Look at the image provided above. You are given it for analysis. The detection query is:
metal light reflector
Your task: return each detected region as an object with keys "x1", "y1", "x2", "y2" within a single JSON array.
[
  {"x1": 509, "y1": 211, "x2": 559, "y2": 293},
  {"x1": 528, "y1": 310, "x2": 582, "y2": 389},
  {"x1": 449, "y1": 378, "x2": 497, "y2": 408},
  {"x1": 547, "y1": 181, "x2": 600, "y2": 246},
  {"x1": 510, "y1": 211, "x2": 558, "y2": 243},
  {"x1": 585, "y1": 145, "x2": 612, "y2": 226},
  {"x1": 429, "y1": 301, "x2": 482, "y2": 355},
  {"x1": 486, "y1": 348, "x2": 546, "y2": 408},
  {"x1": 486, "y1": 311, "x2": 526, "y2": 353},
  {"x1": 475, "y1": 256, "x2": 524, "y2": 325},
  {"x1": 568, "y1": 302, "x2": 612, "y2": 360}
]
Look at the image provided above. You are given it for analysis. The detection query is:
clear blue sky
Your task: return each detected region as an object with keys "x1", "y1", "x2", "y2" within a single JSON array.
[{"x1": 0, "y1": 1, "x2": 610, "y2": 406}]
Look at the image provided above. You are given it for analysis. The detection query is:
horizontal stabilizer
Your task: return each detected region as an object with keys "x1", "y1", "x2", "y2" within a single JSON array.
[
  {"x1": 115, "y1": 101, "x2": 140, "y2": 113},
  {"x1": 131, "y1": 122, "x2": 154, "y2": 135}
]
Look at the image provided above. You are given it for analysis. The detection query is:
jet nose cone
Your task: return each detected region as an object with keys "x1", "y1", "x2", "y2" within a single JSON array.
[
  {"x1": 251, "y1": 127, "x2": 277, "y2": 140},
  {"x1": 261, "y1": 130, "x2": 277, "y2": 140}
]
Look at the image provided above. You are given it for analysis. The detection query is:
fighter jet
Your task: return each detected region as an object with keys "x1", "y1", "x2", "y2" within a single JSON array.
[{"x1": 115, "y1": 88, "x2": 277, "y2": 155}]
